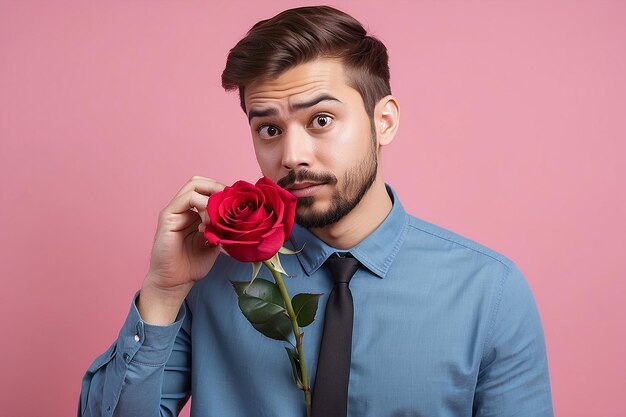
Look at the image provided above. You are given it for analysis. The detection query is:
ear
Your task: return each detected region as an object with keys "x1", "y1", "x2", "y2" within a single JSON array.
[{"x1": 374, "y1": 95, "x2": 400, "y2": 147}]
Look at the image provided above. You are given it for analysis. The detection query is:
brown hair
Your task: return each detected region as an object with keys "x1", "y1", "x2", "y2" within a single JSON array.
[{"x1": 221, "y1": 6, "x2": 391, "y2": 118}]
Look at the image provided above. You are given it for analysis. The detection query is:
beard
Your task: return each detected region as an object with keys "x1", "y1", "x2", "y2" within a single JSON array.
[{"x1": 277, "y1": 129, "x2": 378, "y2": 229}]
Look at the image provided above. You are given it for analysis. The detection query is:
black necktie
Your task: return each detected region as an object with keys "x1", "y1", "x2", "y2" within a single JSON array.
[{"x1": 311, "y1": 253, "x2": 360, "y2": 417}]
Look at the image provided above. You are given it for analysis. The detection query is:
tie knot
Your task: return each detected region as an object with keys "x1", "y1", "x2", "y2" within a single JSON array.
[{"x1": 324, "y1": 253, "x2": 360, "y2": 286}]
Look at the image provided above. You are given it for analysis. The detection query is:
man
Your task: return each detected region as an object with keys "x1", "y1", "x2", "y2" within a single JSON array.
[{"x1": 79, "y1": 6, "x2": 553, "y2": 417}]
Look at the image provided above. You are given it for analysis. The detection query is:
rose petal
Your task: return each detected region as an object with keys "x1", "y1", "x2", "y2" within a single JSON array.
[
  {"x1": 223, "y1": 226, "x2": 283, "y2": 262},
  {"x1": 222, "y1": 241, "x2": 269, "y2": 263},
  {"x1": 237, "y1": 206, "x2": 270, "y2": 223},
  {"x1": 277, "y1": 191, "x2": 297, "y2": 239},
  {"x1": 221, "y1": 189, "x2": 264, "y2": 222},
  {"x1": 206, "y1": 177, "x2": 297, "y2": 262},
  {"x1": 257, "y1": 176, "x2": 297, "y2": 240},
  {"x1": 218, "y1": 238, "x2": 259, "y2": 245},
  {"x1": 203, "y1": 229, "x2": 221, "y2": 246},
  {"x1": 235, "y1": 214, "x2": 274, "y2": 230},
  {"x1": 207, "y1": 188, "x2": 226, "y2": 226},
  {"x1": 215, "y1": 210, "x2": 275, "y2": 235},
  {"x1": 255, "y1": 225, "x2": 285, "y2": 257},
  {"x1": 259, "y1": 185, "x2": 284, "y2": 217},
  {"x1": 213, "y1": 220, "x2": 275, "y2": 241},
  {"x1": 228, "y1": 201, "x2": 268, "y2": 224}
]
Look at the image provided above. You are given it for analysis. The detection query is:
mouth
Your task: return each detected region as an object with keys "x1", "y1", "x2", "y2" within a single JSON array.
[{"x1": 285, "y1": 182, "x2": 326, "y2": 198}]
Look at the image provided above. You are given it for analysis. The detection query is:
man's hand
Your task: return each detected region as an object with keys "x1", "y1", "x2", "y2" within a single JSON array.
[{"x1": 137, "y1": 176, "x2": 226, "y2": 325}]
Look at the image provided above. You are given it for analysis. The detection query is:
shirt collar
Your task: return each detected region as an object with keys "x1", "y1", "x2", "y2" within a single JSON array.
[{"x1": 288, "y1": 184, "x2": 409, "y2": 279}]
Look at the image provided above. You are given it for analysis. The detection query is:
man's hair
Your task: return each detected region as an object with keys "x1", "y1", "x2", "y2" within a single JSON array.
[{"x1": 221, "y1": 6, "x2": 391, "y2": 118}]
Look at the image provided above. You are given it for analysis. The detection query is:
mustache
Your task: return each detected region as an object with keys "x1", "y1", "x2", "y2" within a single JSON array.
[{"x1": 276, "y1": 169, "x2": 337, "y2": 189}]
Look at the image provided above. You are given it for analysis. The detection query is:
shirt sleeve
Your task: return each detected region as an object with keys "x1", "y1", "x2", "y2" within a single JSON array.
[
  {"x1": 78, "y1": 291, "x2": 192, "y2": 417},
  {"x1": 473, "y1": 264, "x2": 554, "y2": 417}
]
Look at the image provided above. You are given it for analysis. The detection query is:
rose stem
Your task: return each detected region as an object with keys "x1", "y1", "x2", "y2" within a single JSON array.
[{"x1": 264, "y1": 261, "x2": 312, "y2": 417}]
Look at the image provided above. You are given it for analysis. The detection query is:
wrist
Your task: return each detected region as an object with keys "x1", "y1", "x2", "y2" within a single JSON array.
[{"x1": 137, "y1": 278, "x2": 191, "y2": 325}]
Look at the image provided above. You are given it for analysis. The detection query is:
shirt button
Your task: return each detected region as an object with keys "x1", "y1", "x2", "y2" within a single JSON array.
[
  {"x1": 134, "y1": 334, "x2": 140, "y2": 342},
  {"x1": 123, "y1": 353, "x2": 130, "y2": 362}
]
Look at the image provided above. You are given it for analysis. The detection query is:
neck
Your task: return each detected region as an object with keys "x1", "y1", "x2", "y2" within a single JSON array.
[{"x1": 308, "y1": 178, "x2": 392, "y2": 250}]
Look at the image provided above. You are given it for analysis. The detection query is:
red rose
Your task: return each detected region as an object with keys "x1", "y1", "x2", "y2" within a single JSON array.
[{"x1": 204, "y1": 176, "x2": 297, "y2": 262}]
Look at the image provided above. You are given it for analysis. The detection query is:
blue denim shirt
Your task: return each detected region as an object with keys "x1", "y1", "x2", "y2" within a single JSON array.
[{"x1": 79, "y1": 186, "x2": 553, "y2": 416}]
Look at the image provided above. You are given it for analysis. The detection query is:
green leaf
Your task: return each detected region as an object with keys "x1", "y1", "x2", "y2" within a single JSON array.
[
  {"x1": 246, "y1": 308, "x2": 293, "y2": 342},
  {"x1": 285, "y1": 346, "x2": 303, "y2": 389},
  {"x1": 231, "y1": 278, "x2": 286, "y2": 309},
  {"x1": 239, "y1": 294, "x2": 286, "y2": 323},
  {"x1": 291, "y1": 293, "x2": 323, "y2": 328},
  {"x1": 231, "y1": 278, "x2": 292, "y2": 343}
]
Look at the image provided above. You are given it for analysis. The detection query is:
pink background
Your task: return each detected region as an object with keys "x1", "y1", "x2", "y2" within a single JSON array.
[{"x1": 1, "y1": 1, "x2": 624, "y2": 416}]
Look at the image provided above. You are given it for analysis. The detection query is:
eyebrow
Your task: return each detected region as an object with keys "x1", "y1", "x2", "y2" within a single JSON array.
[
  {"x1": 247, "y1": 108, "x2": 277, "y2": 123},
  {"x1": 247, "y1": 94, "x2": 343, "y2": 123}
]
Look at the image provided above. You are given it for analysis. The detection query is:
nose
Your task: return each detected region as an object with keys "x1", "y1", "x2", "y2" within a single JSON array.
[{"x1": 281, "y1": 127, "x2": 312, "y2": 170}]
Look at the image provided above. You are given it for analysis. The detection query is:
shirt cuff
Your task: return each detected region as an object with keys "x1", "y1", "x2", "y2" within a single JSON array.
[{"x1": 116, "y1": 291, "x2": 186, "y2": 366}]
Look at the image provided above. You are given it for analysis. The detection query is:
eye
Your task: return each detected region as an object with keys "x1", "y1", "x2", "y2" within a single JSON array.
[
  {"x1": 256, "y1": 124, "x2": 282, "y2": 139},
  {"x1": 309, "y1": 114, "x2": 333, "y2": 129}
]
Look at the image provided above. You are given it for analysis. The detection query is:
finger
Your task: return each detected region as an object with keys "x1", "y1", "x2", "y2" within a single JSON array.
[
  {"x1": 181, "y1": 215, "x2": 203, "y2": 237},
  {"x1": 173, "y1": 176, "x2": 226, "y2": 200},
  {"x1": 159, "y1": 178, "x2": 225, "y2": 232},
  {"x1": 185, "y1": 219, "x2": 219, "y2": 255},
  {"x1": 168, "y1": 190, "x2": 211, "y2": 216},
  {"x1": 156, "y1": 209, "x2": 197, "y2": 233},
  {"x1": 190, "y1": 227, "x2": 220, "y2": 258},
  {"x1": 159, "y1": 189, "x2": 217, "y2": 233}
]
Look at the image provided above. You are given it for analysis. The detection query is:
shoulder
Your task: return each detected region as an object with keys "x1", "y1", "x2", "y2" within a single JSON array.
[
  {"x1": 399, "y1": 213, "x2": 527, "y2": 289},
  {"x1": 401, "y1": 213, "x2": 540, "y2": 330},
  {"x1": 405, "y1": 214, "x2": 514, "y2": 267},
  {"x1": 403, "y1": 214, "x2": 542, "y2": 323}
]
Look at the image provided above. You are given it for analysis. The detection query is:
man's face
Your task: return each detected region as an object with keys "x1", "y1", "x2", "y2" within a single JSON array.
[{"x1": 244, "y1": 58, "x2": 379, "y2": 229}]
